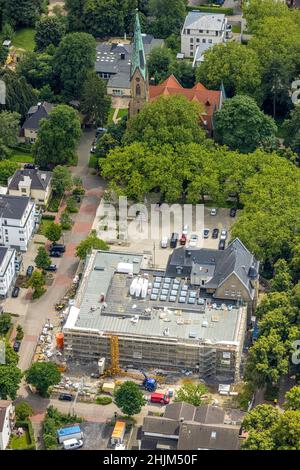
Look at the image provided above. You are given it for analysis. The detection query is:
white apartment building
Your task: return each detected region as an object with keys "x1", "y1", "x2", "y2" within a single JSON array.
[
  {"x1": 0, "y1": 247, "x2": 16, "y2": 297},
  {"x1": 0, "y1": 195, "x2": 35, "y2": 251},
  {"x1": 0, "y1": 401, "x2": 15, "y2": 450},
  {"x1": 181, "y1": 11, "x2": 227, "y2": 61}
]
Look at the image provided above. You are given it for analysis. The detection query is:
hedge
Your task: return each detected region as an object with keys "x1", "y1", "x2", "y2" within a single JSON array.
[
  {"x1": 187, "y1": 5, "x2": 234, "y2": 15},
  {"x1": 41, "y1": 214, "x2": 56, "y2": 221},
  {"x1": 13, "y1": 419, "x2": 36, "y2": 450},
  {"x1": 96, "y1": 396, "x2": 113, "y2": 405}
]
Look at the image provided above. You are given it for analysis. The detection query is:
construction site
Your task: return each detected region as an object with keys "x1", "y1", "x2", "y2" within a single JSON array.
[{"x1": 61, "y1": 250, "x2": 248, "y2": 384}]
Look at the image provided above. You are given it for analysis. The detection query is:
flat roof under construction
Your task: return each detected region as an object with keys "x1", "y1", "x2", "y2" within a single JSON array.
[{"x1": 64, "y1": 250, "x2": 244, "y2": 345}]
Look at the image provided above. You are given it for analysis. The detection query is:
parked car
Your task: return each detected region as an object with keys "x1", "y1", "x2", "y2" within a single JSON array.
[
  {"x1": 26, "y1": 265, "x2": 34, "y2": 277},
  {"x1": 212, "y1": 228, "x2": 219, "y2": 239},
  {"x1": 220, "y1": 229, "x2": 227, "y2": 240},
  {"x1": 230, "y1": 208, "x2": 237, "y2": 217},
  {"x1": 95, "y1": 127, "x2": 107, "y2": 137},
  {"x1": 13, "y1": 341, "x2": 21, "y2": 352},
  {"x1": 203, "y1": 228, "x2": 210, "y2": 238},
  {"x1": 170, "y1": 233, "x2": 179, "y2": 248},
  {"x1": 75, "y1": 195, "x2": 81, "y2": 203},
  {"x1": 63, "y1": 439, "x2": 83, "y2": 450},
  {"x1": 24, "y1": 163, "x2": 36, "y2": 169},
  {"x1": 161, "y1": 236, "x2": 168, "y2": 248},
  {"x1": 219, "y1": 239, "x2": 226, "y2": 250},
  {"x1": 45, "y1": 264, "x2": 57, "y2": 272},
  {"x1": 182, "y1": 225, "x2": 189, "y2": 236},
  {"x1": 51, "y1": 243, "x2": 66, "y2": 252},
  {"x1": 189, "y1": 234, "x2": 198, "y2": 247},
  {"x1": 12, "y1": 286, "x2": 20, "y2": 298},
  {"x1": 59, "y1": 393, "x2": 73, "y2": 401},
  {"x1": 179, "y1": 234, "x2": 187, "y2": 245},
  {"x1": 150, "y1": 393, "x2": 170, "y2": 405},
  {"x1": 90, "y1": 372, "x2": 100, "y2": 379},
  {"x1": 210, "y1": 208, "x2": 217, "y2": 216},
  {"x1": 50, "y1": 251, "x2": 63, "y2": 258}
]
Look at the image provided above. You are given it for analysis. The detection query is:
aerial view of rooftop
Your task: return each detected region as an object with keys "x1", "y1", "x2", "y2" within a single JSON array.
[{"x1": 0, "y1": 0, "x2": 299, "y2": 460}]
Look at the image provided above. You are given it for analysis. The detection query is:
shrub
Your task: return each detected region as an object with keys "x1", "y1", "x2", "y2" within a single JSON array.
[
  {"x1": 15, "y1": 402, "x2": 33, "y2": 421},
  {"x1": 96, "y1": 395, "x2": 112, "y2": 405},
  {"x1": 41, "y1": 214, "x2": 55, "y2": 221},
  {"x1": 66, "y1": 197, "x2": 78, "y2": 213},
  {"x1": 60, "y1": 210, "x2": 73, "y2": 230},
  {"x1": 16, "y1": 325, "x2": 24, "y2": 341},
  {"x1": 32, "y1": 287, "x2": 46, "y2": 299}
]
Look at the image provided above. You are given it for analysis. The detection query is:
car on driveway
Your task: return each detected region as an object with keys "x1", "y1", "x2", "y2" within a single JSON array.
[
  {"x1": 45, "y1": 264, "x2": 57, "y2": 272},
  {"x1": 230, "y1": 208, "x2": 237, "y2": 217},
  {"x1": 59, "y1": 393, "x2": 73, "y2": 401},
  {"x1": 212, "y1": 228, "x2": 219, "y2": 239},
  {"x1": 210, "y1": 208, "x2": 217, "y2": 216},
  {"x1": 219, "y1": 240, "x2": 226, "y2": 250},
  {"x1": 220, "y1": 229, "x2": 227, "y2": 240},
  {"x1": 50, "y1": 251, "x2": 63, "y2": 258},
  {"x1": 161, "y1": 236, "x2": 168, "y2": 248},
  {"x1": 189, "y1": 234, "x2": 198, "y2": 247},
  {"x1": 50, "y1": 243, "x2": 66, "y2": 253},
  {"x1": 203, "y1": 228, "x2": 210, "y2": 238},
  {"x1": 13, "y1": 341, "x2": 21, "y2": 352},
  {"x1": 12, "y1": 286, "x2": 20, "y2": 298},
  {"x1": 180, "y1": 234, "x2": 187, "y2": 245},
  {"x1": 90, "y1": 373, "x2": 100, "y2": 379},
  {"x1": 26, "y1": 265, "x2": 34, "y2": 277}
]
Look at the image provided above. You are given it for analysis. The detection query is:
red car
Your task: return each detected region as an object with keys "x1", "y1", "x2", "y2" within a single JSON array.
[
  {"x1": 179, "y1": 234, "x2": 187, "y2": 245},
  {"x1": 150, "y1": 393, "x2": 170, "y2": 405}
]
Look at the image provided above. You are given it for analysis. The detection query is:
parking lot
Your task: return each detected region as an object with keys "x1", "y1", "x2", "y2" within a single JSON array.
[{"x1": 79, "y1": 422, "x2": 112, "y2": 450}]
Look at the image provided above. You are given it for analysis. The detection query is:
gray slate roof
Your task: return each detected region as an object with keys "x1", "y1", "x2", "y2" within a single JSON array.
[
  {"x1": 183, "y1": 11, "x2": 225, "y2": 31},
  {"x1": 22, "y1": 102, "x2": 55, "y2": 131},
  {"x1": 0, "y1": 195, "x2": 31, "y2": 220},
  {"x1": 0, "y1": 247, "x2": 8, "y2": 267},
  {"x1": 143, "y1": 417, "x2": 180, "y2": 436},
  {"x1": 8, "y1": 169, "x2": 52, "y2": 191},
  {"x1": 166, "y1": 238, "x2": 259, "y2": 299},
  {"x1": 178, "y1": 422, "x2": 241, "y2": 450}
]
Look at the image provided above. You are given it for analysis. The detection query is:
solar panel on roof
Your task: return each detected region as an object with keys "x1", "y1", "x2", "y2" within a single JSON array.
[
  {"x1": 171, "y1": 290, "x2": 178, "y2": 296},
  {"x1": 181, "y1": 285, "x2": 188, "y2": 291},
  {"x1": 155, "y1": 277, "x2": 162, "y2": 282},
  {"x1": 163, "y1": 283, "x2": 169, "y2": 289},
  {"x1": 150, "y1": 294, "x2": 158, "y2": 300},
  {"x1": 160, "y1": 295, "x2": 167, "y2": 301},
  {"x1": 161, "y1": 289, "x2": 169, "y2": 295},
  {"x1": 172, "y1": 284, "x2": 179, "y2": 290},
  {"x1": 188, "y1": 298, "x2": 196, "y2": 304},
  {"x1": 152, "y1": 288, "x2": 159, "y2": 294},
  {"x1": 198, "y1": 298, "x2": 205, "y2": 305},
  {"x1": 189, "y1": 291, "x2": 197, "y2": 298},
  {"x1": 164, "y1": 278, "x2": 171, "y2": 283},
  {"x1": 180, "y1": 290, "x2": 187, "y2": 297},
  {"x1": 173, "y1": 279, "x2": 180, "y2": 284},
  {"x1": 169, "y1": 296, "x2": 177, "y2": 302},
  {"x1": 179, "y1": 297, "x2": 186, "y2": 303},
  {"x1": 154, "y1": 282, "x2": 161, "y2": 288}
]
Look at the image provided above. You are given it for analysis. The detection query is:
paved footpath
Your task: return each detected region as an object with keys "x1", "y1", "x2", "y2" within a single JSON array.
[{"x1": 18, "y1": 130, "x2": 105, "y2": 372}]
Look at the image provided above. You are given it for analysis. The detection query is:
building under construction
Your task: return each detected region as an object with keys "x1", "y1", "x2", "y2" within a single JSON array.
[{"x1": 63, "y1": 249, "x2": 249, "y2": 383}]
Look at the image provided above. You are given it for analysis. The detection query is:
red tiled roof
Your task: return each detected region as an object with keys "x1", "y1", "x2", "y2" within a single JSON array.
[{"x1": 149, "y1": 74, "x2": 222, "y2": 131}]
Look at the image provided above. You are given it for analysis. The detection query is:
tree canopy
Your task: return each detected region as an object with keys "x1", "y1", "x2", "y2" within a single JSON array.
[
  {"x1": 114, "y1": 380, "x2": 146, "y2": 416},
  {"x1": 76, "y1": 230, "x2": 109, "y2": 259},
  {"x1": 80, "y1": 71, "x2": 111, "y2": 127},
  {"x1": 25, "y1": 362, "x2": 61, "y2": 397},
  {"x1": 35, "y1": 15, "x2": 66, "y2": 51},
  {"x1": 174, "y1": 382, "x2": 208, "y2": 407},
  {"x1": 51, "y1": 165, "x2": 73, "y2": 197}
]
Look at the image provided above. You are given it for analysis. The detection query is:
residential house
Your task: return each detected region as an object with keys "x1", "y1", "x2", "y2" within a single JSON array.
[
  {"x1": 21, "y1": 102, "x2": 55, "y2": 143},
  {"x1": 0, "y1": 247, "x2": 16, "y2": 297},
  {"x1": 0, "y1": 401, "x2": 15, "y2": 450},
  {"x1": 181, "y1": 11, "x2": 227, "y2": 63},
  {"x1": 141, "y1": 403, "x2": 242, "y2": 450},
  {"x1": 0, "y1": 195, "x2": 35, "y2": 251},
  {"x1": 166, "y1": 238, "x2": 259, "y2": 315},
  {"x1": 95, "y1": 34, "x2": 164, "y2": 97},
  {"x1": 8, "y1": 168, "x2": 52, "y2": 207},
  {"x1": 149, "y1": 74, "x2": 224, "y2": 134}
]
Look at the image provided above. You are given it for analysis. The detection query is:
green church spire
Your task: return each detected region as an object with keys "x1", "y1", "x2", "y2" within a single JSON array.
[{"x1": 131, "y1": 10, "x2": 146, "y2": 80}]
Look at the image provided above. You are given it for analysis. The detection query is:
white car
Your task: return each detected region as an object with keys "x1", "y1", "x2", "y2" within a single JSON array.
[
  {"x1": 189, "y1": 234, "x2": 198, "y2": 247},
  {"x1": 203, "y1": 228, "x2": 210, "y2": 238},
  {"x1": 182, "y1": 225, "x2": 189, "y2": 236},
  {"x1": 210, "y1": 208, "x2": 217, "y2": 216},
  {"x1": 220, "y1": 229, "x2": 227, "y2": 240},
  {"x1": 161, "y1": 236, "x2": 168, "y2": 248}
]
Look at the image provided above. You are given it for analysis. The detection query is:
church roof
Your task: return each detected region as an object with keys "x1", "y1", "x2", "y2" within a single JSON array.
[{"x1": 131, "y1": 11, "x2": 147, "y2": 80}]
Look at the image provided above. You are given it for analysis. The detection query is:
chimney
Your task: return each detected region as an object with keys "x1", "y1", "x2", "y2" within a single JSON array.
[
  {"x1": 37, "y1": 102, "x2": 42, "y2": 109},
  {"x1": 120, "y1": 52, "x2": 125, "y2": 60},
  {"x1": 180, "y1": 417, "x2": 184, "y2": 423}
]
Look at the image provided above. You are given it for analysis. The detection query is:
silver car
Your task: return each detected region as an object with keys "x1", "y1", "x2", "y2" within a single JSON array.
[{"x1": 220, "y1": 229, "x2": 227, "y2": 240}]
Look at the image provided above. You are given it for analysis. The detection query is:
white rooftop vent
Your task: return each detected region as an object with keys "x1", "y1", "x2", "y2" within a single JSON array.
[
  {"x1": 41, "y1": 173, "x2": 47, "y2": 181},
  {"x1": 202, "y1": 320, "x2": 208, "y2": 327}
]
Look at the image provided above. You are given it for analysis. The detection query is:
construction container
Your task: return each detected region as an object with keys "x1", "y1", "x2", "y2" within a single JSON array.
[
  {"x1": 102, "y1": 382, "x2": 115, "y2": 394},
  {"x1": 111, "y1": 421, "x2": 126, "y2": 445},
  {"x1": 57, "y1": 425, "x2": 83, "y2": 444},
  {"x1": 98, "y1": 357, "x2": 106, "y2": 375},
  {"x1": 56, "y1": 332, "x2": 64, "y2": 350}
]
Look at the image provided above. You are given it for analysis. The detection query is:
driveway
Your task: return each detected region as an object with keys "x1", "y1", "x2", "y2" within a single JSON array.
[{"x1": 17, "y1": 130, "x2": 104, "y2": 372}]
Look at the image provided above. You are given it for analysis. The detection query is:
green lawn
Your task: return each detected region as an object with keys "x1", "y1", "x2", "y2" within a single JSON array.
[
  {"x1": 117, "y1": 108, "x2": 128, "y2": 119},
  {"x1": 9, "y1": 150, "x2": 34, "y2": 163},
  {"x1": 13, "y1": 28, "x2": 36, "y2": 51},
  {"x1": 38, "y1": 218, "x2": 53, "y2": 236},
  {"x1": 232, "y1": 24, "x2": 241, "y2": 34},
  {"x1": 107, "y1": 107, "x2": 115, "y2": 124},
  {"x1": 10, "y1": 430, "x2": 31, "y2": 450}
]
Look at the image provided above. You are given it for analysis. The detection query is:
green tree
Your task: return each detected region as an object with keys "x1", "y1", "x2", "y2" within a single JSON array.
[
  {"x1": 196, "y1": 42, "x2": 262, "y2": 99},
  {"x1": 0, "y1": 45, "x2": 8, "y2": 66},
  {"x1": 114, "y1": 381, "x2": 146, "y2": 416},
  {"x1": 0, "y1": 160, "x2": 19, "y2": 185},
  {"x1": 0, "y1": 69, "x2": 37, "y2": 118},
  {"x1": 25, "y1": 362, "x2": 61, "y2": 397},
  {"x1": 124, "y1": 95, "x2": 206, "y2": 147},
  {"x1": 0, "y1": 365, "x2": 22, "y2": 400},
  {"x1": 76, "y1": 230, "x2": 109, "y2": 259},
  {"x1": 284, "y1": 386, "x2": 300, "y2": 411},
  {"x1": 0, "y1": 112, "x2": 20, "y2": 159},
  {"x1": 283, "y1": 107, "x2": 300, "y2": 159},
  {"x1": 171, "y1": 60, "x2": 195, "y2": 88},
  {"x1": 52, "y1": 165, "x2": 73, "y2": 197},
  {"x1": 60, "y1": 210, "x2": 73, "y2": 230},
  {"x1": 0, "y1": 313, "x2": 12, "y2": 335},
  {"x1": 147, "y1": 46, "x2": 174, "y2": 84},
  {"x1": 174, "y1": 382, "x2": 208, "y2": 407},
  {"x1": 149, "y1": 0, "x2": 187, "y2": 38},
  {"x1": 270, "y1": 259, "x2": 292, "y2": 292},
  {"x1": 80, "y1": 71, "x2": 111, "y2": 127},
  {"x1": 214, "y1": 95, "x2": 277, "y2": 153},
  {"x1": 45, "y1": 222, "x2": 62, "y2": 243},
  {"x1": 16, "y1": 325, "x2": 24, "y2": 341},
  {"x1": 35, "y1": 16, "x2": 66, "y2": 51},
  {"x1": 65, "y1": 0, "x2": 86, "y2": 31},
  {"x1": 2, "y1": 23, "x2": 14, "y2": 40},
  {"x1": 34, "y1": 246, "x2": 51, "y2": 270},
  {"x1": 15, "y1": 401, "x2": 33, "y2": 420},
  {"x1": 53, "y1": 32, "x2": 96, "y2": 98},
  {"x1": 2, "y1": 0, "x2": 45, "y2": 27},
  {"x1": 17, "y1": 52, "x2": 54, "y2": 89},
  {"x1": 243, "y1": 0, "x2": 289, "y2": 33},
  {"x1": 34, "y1": 105, "x2": 81, "y2": 168},
  {"x1": 29, "y1": 270, "x2": 45, "y2": 297},
  {"x1": 96, "y1": 133, "x2": 118, "y2": 160}
]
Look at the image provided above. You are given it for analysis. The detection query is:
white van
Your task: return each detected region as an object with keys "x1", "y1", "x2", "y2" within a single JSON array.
[
  {"x1": 63, "y1": 438, "x2": 83, "y2": 450},
  {"x1": 161, "y1": 236, "x2": 168, "y2": 248}
]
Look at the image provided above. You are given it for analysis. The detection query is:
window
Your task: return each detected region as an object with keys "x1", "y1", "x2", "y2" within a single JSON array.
[
  {"x1": 3, "y1": 220, "x2": 7, "y2": 225},
  {"x1": 136, "y1": 83, "x2": 141, "y2": 96},
  {"x1": 187, "y1": 29, "x2": 190, "y2": 34},
  {"x1": 19, "y1": 231, "x2": 23, "y2": 234},
  {"x1": 196, "y1": 38, "x2": 200, "y2": 43},
  {"x1": 199, "y1": 29, "x2": 203, "y2": 33},
  {"x1": 202, "y1": 39, "x2": 206, "y2": 43},
  {"x1": 19, "y1": 238, "x2": 24, "y2": 241},
  {"x1": 208, "y1": 39, "x2": 212, "y2": 44},
  {"x1": 231, "y1": 291, "x2": 236, "y2": 296},
  {"x1": 5, "y1": 237, "x2": 8, "y2": 242},
  {"x1": 21, "y1": 188, "x2": 26, "y2": 193},
  {"x1": 190, "y1": 38, "x2": 193, "y2": 43},
  {"x1": 190, "y1": 51, "x2": 193, "y2": 57}
]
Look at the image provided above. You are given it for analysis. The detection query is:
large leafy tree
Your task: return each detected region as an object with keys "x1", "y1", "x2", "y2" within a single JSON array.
[
  {"x1": 196, "y1": 42, "x2": 262, "y2": 100},
  {"x1": 25, "y1": 362, "x2": 61, "y2": 397},
  {"x1": 76, "y1": 230, "x2": 109, "y2": 260},
  {"x1": 147, "y1": 46, "x2": 174, "y2": 84},
  {"x1": 0, "y1": 341, "x2": 22, "y2": 400},
  {"x1": 270, "y1": 259, "x2": 293, "y2": 293},
  {"x1": 243, "y1": 0, "x2": 289, "y2": 33},
  {"x1": 34, "y1": 246, "x2": 51, "y2": 271},
  {"x1": 2, "y1": 0, "x2": 45, "y2": 27},
  {"x1": 35, "y1": 16, "x2": 66, "y2": 51},
  {"x1": 283, "y1": 107, "x2": 300, "y2": 159},
  {"x1": 80, "y1": 71, "x2": 111, "y2": 127},
  {"x1": 0, "y1": 46, "x2": 8, "y2": 66},
  {"x1": 45, "y1": 222, "x2": 62, "y2": 243},
  {"x1": 34, "y1": 105, "x2": 81, "y2": 168},
  {"x1": 53, "y1": 32, "x2": 96, "y2": 99},
  {"x1": 214, "y1": 95, "x2": 277, "y2": 153},
  {"x1": 284, "y1": 386, "x2": 300, "y2": 411},
  {"x1": 0, "y1": 160, "x2": 19, "y2": 184},
  {"x1": 0, "y1": 70, "x2": 37, "y2": 118},
  {"x1": 65, "y1": 0, "x2": 86, "y2": 31},
  {"x1": 114, "y1": 381, "x2": 146, "y2": 416},
  {"x1": 124, "y1": 95, "x2": 206, "y2": 147},
  {"x1": 149, "y1": 0, "x2": 187, "y2": 38},
  {"x1": 51, "y1": 165, "x2": 73, "y2": 197},
  {"x1": 0, "y1": 112, "x2": 20, "y2": 156},
  {"x1": 0, "y1": 313, "x2": 12, "y2": 335},
  {"x1": 17, "y1": 52, "x2": 54, "y2": 90},
  {"x1": 174, "y1": 383, "x2": 208, "y2": 407}
]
